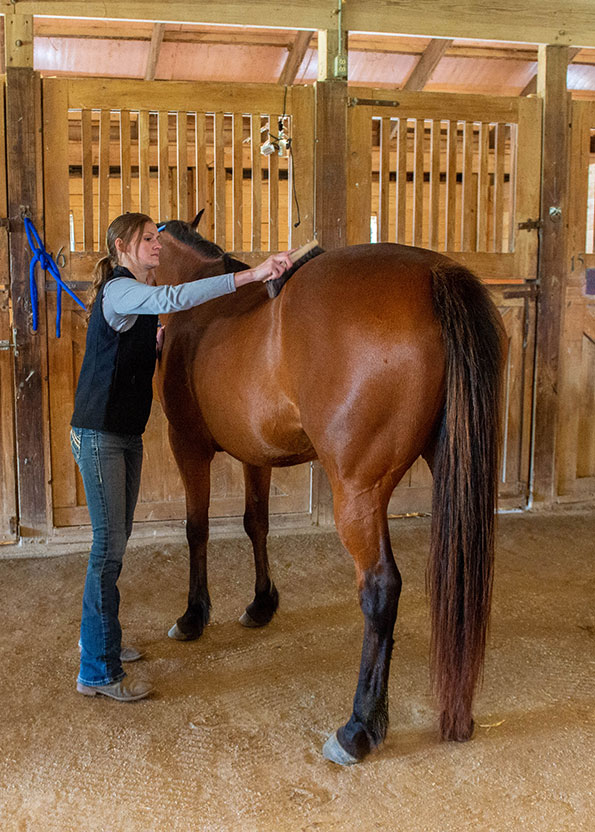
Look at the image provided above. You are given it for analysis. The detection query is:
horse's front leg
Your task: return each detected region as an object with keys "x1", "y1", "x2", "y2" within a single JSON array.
[
  {"x1": 167, "y1": 428, "x2": 214, "y2": 641},
  {"x1": 322, "y1": 482, "x2": 402, "y2": 765},
  {"x1": 239, "y1": 463, "x2": 279, "y2": 628}
]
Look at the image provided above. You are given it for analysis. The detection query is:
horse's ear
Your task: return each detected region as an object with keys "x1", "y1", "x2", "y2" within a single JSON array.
[{"x1": 191, "y1": 209, "x2": 204, "y2": 230}]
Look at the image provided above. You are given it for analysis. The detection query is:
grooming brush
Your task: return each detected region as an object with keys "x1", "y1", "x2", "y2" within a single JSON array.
[{"x1": 266, "y1": 239, "x2": 325, "y2": 299}]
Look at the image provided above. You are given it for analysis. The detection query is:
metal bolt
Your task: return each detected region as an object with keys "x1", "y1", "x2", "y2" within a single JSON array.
[
  {"x1": 549, "y1": 206, "x2": 562, "y2": 221},
  {"x1": 15, "y1": 39, "x2": 23, "y2": 47}
]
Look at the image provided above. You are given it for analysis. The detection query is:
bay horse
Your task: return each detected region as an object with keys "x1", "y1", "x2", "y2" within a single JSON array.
[{"x1": 154, "y1": 216, "x2": 504, "y2": 766}]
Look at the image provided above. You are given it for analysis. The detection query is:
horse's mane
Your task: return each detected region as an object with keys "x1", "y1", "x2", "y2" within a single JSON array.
[{"x1": 161, "y1": 220, "x2": 225, "y2": 261}]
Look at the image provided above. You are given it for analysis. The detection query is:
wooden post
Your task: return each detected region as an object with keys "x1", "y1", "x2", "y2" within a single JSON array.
[
  {"x1": 5, "y1": 62, "x2": 52, "y2": 537},
  {"x1": 532, "y1": 45, "x2": 571, "y2": 503},
  {"x1": 313, "y1": 24, "x2": 349, "y2": 524},
  {"x1": 315, "y1": 27, "x2": 348, "y2": 249}
]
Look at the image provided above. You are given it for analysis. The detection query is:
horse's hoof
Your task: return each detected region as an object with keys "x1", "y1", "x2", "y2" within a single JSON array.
[
  {"x1": 239, "y1": 610, "x2": 265, "y2": 628},
  {"x1": 167, "y1": 622, "x2": 197, "y2": 641},
  {"x1": 322, "y1": 732, "x2": 359, "y2": 766}
]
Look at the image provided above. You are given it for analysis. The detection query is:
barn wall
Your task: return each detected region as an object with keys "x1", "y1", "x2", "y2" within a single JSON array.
[{"x1": 0, "y1": 47, "x2": 593, "y2": 539}]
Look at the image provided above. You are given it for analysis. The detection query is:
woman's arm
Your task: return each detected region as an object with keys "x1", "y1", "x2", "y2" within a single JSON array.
[{"x1": 104, "y1": 273, "x2": 237, "y2": 318}]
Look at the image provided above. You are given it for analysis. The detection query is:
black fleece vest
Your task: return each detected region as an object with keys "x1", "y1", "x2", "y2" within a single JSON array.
[{"x1": 71, "y1": 268, "x2": 158, "y2": 435}]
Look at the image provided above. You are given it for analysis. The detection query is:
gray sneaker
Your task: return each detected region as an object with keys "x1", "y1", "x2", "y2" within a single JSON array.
[{"x1": 77, "y1": 677, "x2": 153, "y2": 702}]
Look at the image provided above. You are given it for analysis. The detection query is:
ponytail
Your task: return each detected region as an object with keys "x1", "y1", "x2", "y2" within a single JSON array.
[{"x1": 86, "y1": 254, "x2": 116, "y2": 320}]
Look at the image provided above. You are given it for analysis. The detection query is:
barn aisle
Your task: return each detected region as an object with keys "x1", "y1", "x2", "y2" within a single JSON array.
[{"x1": 0, "y1": 511, "x2": 593, "y2": 831}]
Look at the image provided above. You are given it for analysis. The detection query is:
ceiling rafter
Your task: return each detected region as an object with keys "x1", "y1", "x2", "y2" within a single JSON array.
[
  {"x1": 144, "y1": 22, "x2": 165, "y2": 81},
  {"x1": 403, "y1": 38, "x2": 453, "y2": 91},
  {"x1": 278, "y1": 30, "x2": 314, "y2": 86}
]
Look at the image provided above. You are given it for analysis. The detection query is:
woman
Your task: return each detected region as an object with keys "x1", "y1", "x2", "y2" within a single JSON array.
[{"x1": 71, "y1": 212, "x2": 292, "y2": 702}]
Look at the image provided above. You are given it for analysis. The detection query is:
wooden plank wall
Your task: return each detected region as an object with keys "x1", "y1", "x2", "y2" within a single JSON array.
[
  {"x1": 22, "y1": 76, "x2": 595, "y2": 534},
  {"x1": 348, "y1": 89, "x2": 540, "y2": 511},
  {"x1": 42, "y1": 79, "x2": 315, "y2": 528},
  {"x1": 347, "y1": 89, "x2": 541, "y2": 281}
]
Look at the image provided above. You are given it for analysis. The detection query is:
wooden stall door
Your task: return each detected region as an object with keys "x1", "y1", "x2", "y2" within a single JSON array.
[
  {"x1": 42, "y1": 78, "x2": 315, "y2": 528},
  {"x1": 347, "y1": 90, "x2": 541, "y2": 512},
  {"x1": 556, "y1": 100, "x2": 595, "y2": 502},
  {"x1": 0, "y1": 81, "x2": 17, "y2": 543}
]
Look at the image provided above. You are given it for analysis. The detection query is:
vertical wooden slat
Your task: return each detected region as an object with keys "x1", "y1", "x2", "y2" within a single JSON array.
[
  {"x1": 413, "y1": 118, "x2": 424, "y2": 246},
  {"x1": 251, "y1": 113, "x2": 262, "y2": 250},
  {"x1": 288, "y1": 85, "x2": 315, "y2": 247},
  {"x1": 98, "y1": 109, "x2": 110, "y2": 245},
  {"x1": 120, "y1": 110, "x2": 131, "y2": 215},
  {"x1": 396, "y1": 118, "x2": 407, "y2": 244},
  {"x1": 507, "y1": 124, "x2": 517, "y2": 253},
  {"x1": 446, "y1": 119, "x2": 458, "y2": 251},
  {"x1": 462, "y1": 121, "x2": 475, "y2": 250},
  {"x1": 268, "y1": 114, "x2": 279, "y2": 251},
  {"x1": 138, "y1": 109, "x2": 151, "y2": 215},
  {"x1": 494, "y1": 122, "x2": 505, "y2": 252},
  {"x1": 177, "y1": 111, "x2": 188, "y2": 221},
  {"x1": 429, "y1": 119, "x2": 441, "y2": 250},
  {"x1": 514, "y1": 97, "x2": 542, "y2": 278},
  {"x1": 158, "y1": 110, "x2": 169, "y2": 221},
  {"x1": 230, "y1": 112, "x2": 242, "y2": 250},
  {"x1": 477, "y1": 122, "x2": 490, "y2": 251},
  {"x1": 214, "y1": 111, "x2": 226, "y2": 248},
  {"x1": 196, "y1": 112, "x2": 212, "y2": 237},
  {"x1": 81, "y1": 109, "x2": 94, "y2": 250},
  {"x1": 379, "y1": 117, "x2": 390, "y2": 242},
  {"x1": 346, "y1": 105, "x2": 371, "y2": 245}
]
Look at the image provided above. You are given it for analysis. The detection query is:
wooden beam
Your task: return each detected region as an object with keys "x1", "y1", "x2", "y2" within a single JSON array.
[
  {"x1": 521, "y1": 47, "x2": 581, "y2": 96},
  {"x1": 344, "y1": 1, "x2": 595, "y2": 48},
  {"x1": 6, "y1": 1, "x2": 595, "y2": 47},
  {"x1": 313, "y1": 77, "x2": 348, "y2": 525},
  {"x1": 4, "y1": 12, "x2": 33, "y2": 68},
  {"x1": 5, "y1": 68, "x2": 51, "y2": 537},
  {"x1": 278, "y1": 30, "x2": 314, "y2": 86},
  {"x1": 532, "y1": 45, "x2": 571, "y2": 504},
  {"x1": 144, "y1": 22, "x2": 165, "y2": 81},
  {"x1": 4, "y1": 2, "x2": 337, "y2": 31},
  {"x1": 403, "y1": 38, "x2": 453, "y2": 91}
]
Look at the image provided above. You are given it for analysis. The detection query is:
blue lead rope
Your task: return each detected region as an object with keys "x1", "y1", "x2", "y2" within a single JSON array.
[{"x1": 23, "y1": 217, "x2": 86, "y2": 338}]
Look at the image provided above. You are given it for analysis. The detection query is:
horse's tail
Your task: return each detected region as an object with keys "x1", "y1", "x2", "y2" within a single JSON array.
[{"x1": 428, "y1": 262, "x2": 504, "y2": 741}]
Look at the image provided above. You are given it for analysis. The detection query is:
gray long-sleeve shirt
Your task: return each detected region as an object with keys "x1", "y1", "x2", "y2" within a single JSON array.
[{"x1": 102, "y1": 273, "x2": 237, "y2": 332}]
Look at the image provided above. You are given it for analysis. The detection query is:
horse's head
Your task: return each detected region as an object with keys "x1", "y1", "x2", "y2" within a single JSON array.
[{"x1": 154, "y1": 212, "x2": 248, "y2": 286}]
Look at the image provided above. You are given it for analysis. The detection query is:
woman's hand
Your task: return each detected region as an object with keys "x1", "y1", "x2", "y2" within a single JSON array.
[{"x1": 234, "y1": 250, "x2": 295, "y2": 288}]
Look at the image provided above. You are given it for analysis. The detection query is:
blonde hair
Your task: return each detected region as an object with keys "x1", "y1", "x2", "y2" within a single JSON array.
[{"x1": 87, "y1": 212, "x2": 154, "y2": 318}]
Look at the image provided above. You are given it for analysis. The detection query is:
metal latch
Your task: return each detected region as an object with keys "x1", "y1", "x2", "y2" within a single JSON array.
[
  {"x1": 0, "y1": 328, "x2": 18, "y2": 354},
  {"x1": 517, "y1": 218, "x2": 543, "y2": 231}
]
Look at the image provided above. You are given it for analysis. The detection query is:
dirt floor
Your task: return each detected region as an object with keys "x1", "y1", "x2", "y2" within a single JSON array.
[{"x1": 0, "y1": 510, "x2": 593, "y2": 832}]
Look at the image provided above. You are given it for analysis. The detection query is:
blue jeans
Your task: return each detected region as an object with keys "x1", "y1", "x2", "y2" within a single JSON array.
[{"x1": 70, "y1": 427, "x2": 143, "y2": 686}]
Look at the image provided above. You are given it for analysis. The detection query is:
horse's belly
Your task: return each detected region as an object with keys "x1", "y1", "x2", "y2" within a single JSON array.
[{"x1": 197, "y1": 375, "x2": 315, "y2": 467}]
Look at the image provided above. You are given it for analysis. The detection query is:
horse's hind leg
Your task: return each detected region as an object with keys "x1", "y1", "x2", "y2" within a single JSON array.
[
  {"x1": 239, "y1": 463, "x2": 279, "y2": 628},
  {"x1": 167, "y1": 427, "x2": 214, "y2": 641},
  {"x1": 322, "y1": 480, "x2": 402, "y2": 765}
]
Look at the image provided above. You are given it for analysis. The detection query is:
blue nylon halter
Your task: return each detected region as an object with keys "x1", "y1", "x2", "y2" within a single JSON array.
[{"x1": 23, "y1": 217, "x2": 87, "y2": 338}]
